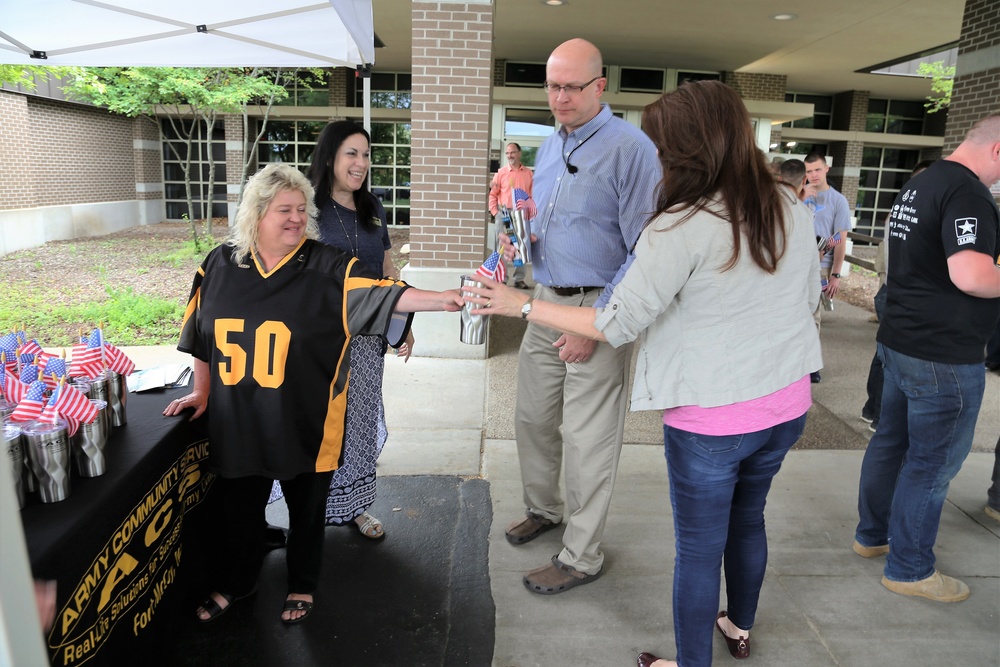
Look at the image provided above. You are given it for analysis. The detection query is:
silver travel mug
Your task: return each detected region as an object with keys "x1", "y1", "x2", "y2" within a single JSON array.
[
  {"x1": 459, "y1": 275, "x2": 488, "y2": 345},
  {"x1": 22, "y1": 419, "x2": 72, "y2": 503},
  {"x1": 72, "y1": 399, "x2": 109, "y2": 477},
  {"x1": 4, "y1": 421, "x2": 26, "y2": 509},
  {"x1": 508, "y1": 208, "x2": 532, "y2": 266}
]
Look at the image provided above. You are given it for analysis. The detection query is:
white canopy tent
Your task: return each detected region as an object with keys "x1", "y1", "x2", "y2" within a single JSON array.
[
  {"x1": 0, "y1": 0, "x2": 374, "y2": 67},
  {"x1": 0, "y1": 2, "x2": 374, "y2": 664},
  {"x1": 0, "y1": 0, "x2": 376, "y2": 127}
]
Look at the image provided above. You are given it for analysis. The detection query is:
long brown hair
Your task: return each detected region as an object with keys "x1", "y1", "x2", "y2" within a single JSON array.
[{"x1": 642, "y1": 81, "x2": 786, "y2": 273}]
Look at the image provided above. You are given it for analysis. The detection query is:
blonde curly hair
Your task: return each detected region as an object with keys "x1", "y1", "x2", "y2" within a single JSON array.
[{"x1": 228, "y1": 163, "x2": 319, "y2": 263}]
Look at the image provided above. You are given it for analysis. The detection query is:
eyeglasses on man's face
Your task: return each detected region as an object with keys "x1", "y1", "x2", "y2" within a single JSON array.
[{"x1": 543, "y1": 76, "x2": 601, "y2": 96}]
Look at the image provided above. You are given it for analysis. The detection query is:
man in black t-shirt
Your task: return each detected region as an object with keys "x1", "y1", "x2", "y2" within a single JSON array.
[{"x1": 854, "y1": 114, "x2": 1000, "y2": 603}]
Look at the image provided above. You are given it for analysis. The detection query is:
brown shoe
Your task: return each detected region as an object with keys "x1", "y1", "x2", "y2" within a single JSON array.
[
  {"x1": 523, "y1": 556, "x2": 602, "y2": 595},
  {"x1": 715, "y1": 611, "x2": 750, "y2": 659},
  {"x1": 852, "y1": 539, "x2": 889, "y2": 558},
  {"x1": 881, "y1": 571, "x2": 970, "y2": 602},
  {"x1": 505, "y1": 511, "x2": 558, "y2": 545}
]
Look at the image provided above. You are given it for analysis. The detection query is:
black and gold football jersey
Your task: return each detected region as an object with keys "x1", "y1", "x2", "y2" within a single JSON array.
[{"x1": 178, "y1": 238, "x2": 412, "y2": 478}]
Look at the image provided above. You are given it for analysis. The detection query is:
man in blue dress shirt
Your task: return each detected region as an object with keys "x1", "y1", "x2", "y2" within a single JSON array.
[{"x1": 500, "y1": 38, "x2": 661, "y2": 594}]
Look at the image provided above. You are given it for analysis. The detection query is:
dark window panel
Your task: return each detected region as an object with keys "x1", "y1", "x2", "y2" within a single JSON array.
[
  {"x1": 373, "y1": 146, "x2": 394, "y2": 165},
  {"x1": 859, "y1": 190, "x2": 877, "y2": 208},
  {"x1": 620, "y1": 68, "x2": 664, "y2": 91},
  {"x1": 868, "y1": 98, "x2": 888, "y2": 114}
]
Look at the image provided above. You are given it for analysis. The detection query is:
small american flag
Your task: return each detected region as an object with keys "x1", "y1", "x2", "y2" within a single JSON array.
[
  {"x1": 11, "y1": 380, "x2": 47, "y2": 422},
  {"x1": 104, "y1": 342, "x2": 135, "y2": 376},
  {"x1": 42, "y1": 357, "x2": 68, "y2": 390},
  {"x1": 0, "y1": 335, "x2": 17, "y2": 374},
  {"x1": 42, "y1": 383, "x2": 95, "y2": 436},
  {"x1": 20, "y1": 338, "x2": 43, "y2": 357},
  {"x1": 20, "y1": 364, "x2": 39, "y2": 385},
  {"x1": 3, "y1": 369, "x2": 28, "y2": 403},
  {"x1": 474, "y1": 250, "x2": 506, "y2": 284},
  {"x1": 512, "y1": 188, "x2": 537, "y2": 220},
  {"x1": 75, "y1": 331, "x2": 107, "y2": 378},
  {"x1": 818, "y1": 232, "x2": 844, "y2": 256}
]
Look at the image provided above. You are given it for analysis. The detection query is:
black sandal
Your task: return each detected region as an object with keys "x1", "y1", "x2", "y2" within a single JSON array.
[
  {"x1": 196, "y1": 592, "x2": 235, "y2": 623},
  {"x1": 281, "y1": 597, "x2": 314, "y2": 625}
]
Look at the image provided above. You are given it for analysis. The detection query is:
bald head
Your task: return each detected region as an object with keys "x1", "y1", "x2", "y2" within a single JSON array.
[
  {"x1": 965, "y1": 113, "x2": 1000, "y2": 145},
  {"x1": 949, "y1": 112, "x2": 1000, "y2": 187},
  {"x1": 548, "y1": 38, "x2": 603, "y2": 78},
  {"x1": 546, "y1": 38, "x2": 607, "y2": 133}
]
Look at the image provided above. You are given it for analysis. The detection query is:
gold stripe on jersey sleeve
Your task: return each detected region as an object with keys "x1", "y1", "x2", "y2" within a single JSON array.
[{"x1": 315, "y1": 353, "x2": 351, "y2": 472}]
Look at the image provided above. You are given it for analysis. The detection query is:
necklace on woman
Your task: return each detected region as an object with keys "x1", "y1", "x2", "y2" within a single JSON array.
[{"x1": 333, "y1": 199, "x2": 359, "y2": 256}]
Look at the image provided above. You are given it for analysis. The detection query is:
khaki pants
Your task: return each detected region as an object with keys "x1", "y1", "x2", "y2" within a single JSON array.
[{"x1": 513, "y1": 286, "x2": 631, "y2": 574}]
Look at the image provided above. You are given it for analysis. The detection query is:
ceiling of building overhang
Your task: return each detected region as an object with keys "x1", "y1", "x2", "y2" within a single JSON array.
[{"x1": 371, "y1": 0, "x2": 966, "y2": 100}]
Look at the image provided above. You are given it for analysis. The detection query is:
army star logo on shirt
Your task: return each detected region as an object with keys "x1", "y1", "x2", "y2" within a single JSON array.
[{"x1": 955, "y1": 217, "x2": 977, "y2": 246}]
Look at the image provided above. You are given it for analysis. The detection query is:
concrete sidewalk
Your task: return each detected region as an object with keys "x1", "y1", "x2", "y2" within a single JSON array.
[{"x1": 124, "y1": 298, "x2": 1000, "y2": 667}]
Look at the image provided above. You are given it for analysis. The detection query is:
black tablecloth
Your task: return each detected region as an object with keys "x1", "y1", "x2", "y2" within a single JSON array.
[{"x1": 20, "y1": 388, "x2": 215, "y2": 667}]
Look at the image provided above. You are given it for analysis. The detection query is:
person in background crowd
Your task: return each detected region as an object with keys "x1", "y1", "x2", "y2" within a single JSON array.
[
  {"x1": 478, "y1": 80, "x2": 821, "y2": 667},
  {"x1": 778, "y1": 159, "x2": 806, "y2": 198},
  {"x1": 296, "y1": 120, "x2": 412, "y2": 540},
  {"x1": 860, "y1": 159, "x2": 935, "y2": 433},
  {"x1": 164, "y1": 164, "x2": 463, "y2": 624},
  {"x1": 496, "y1": 37, "x2": 661, "y2": 595},
  {"x1": 853, "y1": 113, "x2": 1000, "y2": 603},
  {"x1": 488, "y1": 142, "x2": 535, "y2": 289},
  {"x1": 803, "y1": 152, "x2": 852, "y2": 383}
]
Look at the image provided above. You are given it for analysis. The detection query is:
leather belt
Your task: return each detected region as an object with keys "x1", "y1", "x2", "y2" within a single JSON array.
[{"x1": 548, "y1": 286, "x2": 601, "y2": 297}]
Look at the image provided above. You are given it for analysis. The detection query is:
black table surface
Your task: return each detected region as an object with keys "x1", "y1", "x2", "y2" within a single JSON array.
[{"x1": 20, "y1": 386, "x2": 194, "y2": 577}]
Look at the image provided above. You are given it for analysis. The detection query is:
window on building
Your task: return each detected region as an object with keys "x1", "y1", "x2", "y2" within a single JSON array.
[
  {"x1": 619, "y1": 68, "x2": 665, "y2": 93},
  {"x1": 369, "y1": 122, "x2": 411, "y2": 226},
  {"x1": 257, "y1": 120, "x2": 327, "y2": 169},
  {"x1": 782, "y1": 93, "x2": 833, "y2": 129},
  {"x1": 504, "y1": 62, "x2": 546, "y2": 87},
  {"x1": 676, "y1": 71, "x2": 721, "y2": 87},
  {"x1": 162, "y1": 120, "x2": 227, "y2": 221},
  {"x1": 355, "y1": 72, "x2": 411, "y2": 109},
  {"x1": 856, "y1": 146, "x2": 920, "y2": 237},
  {"x1": 866, "y1": 99, "x2": 925, "y2": 134},
  {"x1": 274, "y1": 69, "x2": 329, "y2": 107}
]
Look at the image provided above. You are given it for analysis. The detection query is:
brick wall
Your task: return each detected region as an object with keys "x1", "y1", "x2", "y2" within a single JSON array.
[
  {"x1": 828, "y1": 141, "x2": 864, "y2": 209},
  {"x1": 329, "y1": 67, "x2": 350, "y2": 106},
  {"x1": 832, "y1": 90, "x2": 869, "y2": 132},
  {"x1": 721, "y1": 72, "x2": 786, "y2": 102},
  {"x1": 410, "y1": 1, "x2": 495, "y2": 269},
  {"x1": 224, "y1": 114, "x2": 245, "y2": 206},
  {"x1": 0, "y1": 94, "x2": 134, "y2": 210},
  {"x1": 133, "y1": 117, "x2": 162, "y2": 201},
  {"x1": 943, "y1": 0, "x2": 1000, "y2": 152},
  {"x1": 0, "y1": 92, "x2": 31, "y2": 210}
]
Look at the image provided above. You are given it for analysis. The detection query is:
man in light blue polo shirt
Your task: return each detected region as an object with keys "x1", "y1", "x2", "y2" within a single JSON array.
[{"x1": 499, "y1": 37, "x2": 660, "y2": 594}]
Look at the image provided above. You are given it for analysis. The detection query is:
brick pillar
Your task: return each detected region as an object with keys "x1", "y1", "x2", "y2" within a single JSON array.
[
  {"x1": 828, "y1": 90, "x2": 869, "y2": 210},
  {"x1": 943, "y1": 0, "x2": 1000, "y2": 163},
  {"x1": 329, "y1": 67, "x2": 350, "y2": 107},
  {"x1": 132, "y1": 116, "x2": 165, "y2": 226},
  {"x1": 224, "y1": 114, "x2": 247, "y2": 224},
  {"x1": 722, "y1": 72, "x2": 787, "y2": 151},
  {"x1": 722, "y1": 72, "x2": 787, "y2": 102},
  {"x1": 409, "y1": 0, "x2": 495, "y2": 358}
]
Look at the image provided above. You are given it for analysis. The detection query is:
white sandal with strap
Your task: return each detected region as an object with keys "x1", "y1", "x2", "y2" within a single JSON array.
[{"x1": 354, "y1": 512, "x2": 385, "y2": 539}]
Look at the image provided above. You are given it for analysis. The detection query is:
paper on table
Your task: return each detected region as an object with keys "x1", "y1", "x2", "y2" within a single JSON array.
[{"x1": 126, "y1": 363, "x2": 193, "y2": 393}]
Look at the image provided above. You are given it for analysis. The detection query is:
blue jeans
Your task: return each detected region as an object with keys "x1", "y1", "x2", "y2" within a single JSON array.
[
  {"x1": 665, "y1": 414, "x2": 807, "y2": 667},
  {"x1": 855, "y1": 344, "x2": 985, "y2": 582}
]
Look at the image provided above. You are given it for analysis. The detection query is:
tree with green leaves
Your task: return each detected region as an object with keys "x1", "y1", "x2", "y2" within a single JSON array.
[
  {"x1": 917, "y1": 61, "x2": 954, "y2": 114},
  {"x1": 0, "y1": 64, "x2": 79, "y2": 91},
  {"x1": 62, "y1": 67, "x2": 317, "y2": 246}
]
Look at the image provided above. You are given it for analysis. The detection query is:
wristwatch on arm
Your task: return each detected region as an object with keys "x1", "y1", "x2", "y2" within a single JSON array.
[{"x1": 521, "y1": 296, "x2": 534, "y2": 319}]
